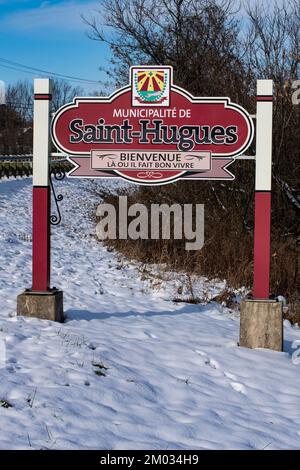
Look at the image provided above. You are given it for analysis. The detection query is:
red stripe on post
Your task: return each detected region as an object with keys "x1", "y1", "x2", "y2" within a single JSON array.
[
  {"x1": 253, "y1": 191, "x2": 271, "y2": 299},
  {"x1": 34, "y1": 94, "x2": 52, "y2": 100},
  {"x1": 256, "y1": 96, "x2": 273, "y2": 102},
  {"x1": 32, "y1": 186, "x2": 50, "y2": 291}
]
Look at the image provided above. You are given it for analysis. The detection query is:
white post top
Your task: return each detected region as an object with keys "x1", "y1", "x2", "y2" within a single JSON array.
[
  {"x1": 34, "y1": 78, "x2": 53, "y2": 94},
  {"x1": 255, "y1": 79, "x2": 273, "y2": 192},
  {"x1": 257, "y1": 80, "x2": 273, "y2": 96},
  {"x1": 33, "y1": 78, "x2": 52, "y2": 187}
]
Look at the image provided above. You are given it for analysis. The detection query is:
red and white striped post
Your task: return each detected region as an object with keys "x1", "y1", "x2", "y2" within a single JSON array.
[
  {"x1": 253, "y1": 80, "x2": 273, "y2": 299},
  {"x1": 240, "y1": 79, "x2": 282, "y2": 351},
  {"x1": 17, "y1": 78, "x2": 63, "y2": 321},
  {"x1": 32, "y1": 79, "x2": 52, "y2": 292}
]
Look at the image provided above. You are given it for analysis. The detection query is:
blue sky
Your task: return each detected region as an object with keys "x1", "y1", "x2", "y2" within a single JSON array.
[
  {"x1": 0, "y1": 0, "x2": 281, "y2": 96},
  {"x1": 0, "y1": 0, "x2": 109, "y2": 93}
]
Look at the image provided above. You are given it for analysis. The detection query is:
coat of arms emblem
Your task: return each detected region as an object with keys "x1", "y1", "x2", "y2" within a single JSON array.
[{"x1": 131, "y1": 66, "x2": 171, "y2": 107}]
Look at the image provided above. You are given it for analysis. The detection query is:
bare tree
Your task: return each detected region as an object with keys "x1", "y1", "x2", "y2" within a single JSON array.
[
  {"x1": 83, "y1": 0, "x2": 300, "y2": 302},
  {"x1": 244, "y1": 0, "x2": 299, "y2": 85},
  {"x1": 0, "y1": 79, "x2": 84, "y2": 154},
  {"x1": 6, "y1": 80, "x2": 33, "y2": 122},
  {"x1": 51, "y1": 79, "x2": 83, "y2": 111},
  {"x1": 244, "y1": 0, "x2": 300, "y2": 225},
  {"x1": 83, "y1": 0, "x2": 250, "y2": 101},
  {"x1": 84, "y1": 0, "x2": 299, "y2": 224}
]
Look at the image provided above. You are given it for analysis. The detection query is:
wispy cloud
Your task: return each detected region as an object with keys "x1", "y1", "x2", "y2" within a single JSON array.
[
  {"x1": 0, "y1": 1, "x2": 37, "y2": 4},
  {"x1": 0, "y1": 0, "x2": 101, "y2": 32}
]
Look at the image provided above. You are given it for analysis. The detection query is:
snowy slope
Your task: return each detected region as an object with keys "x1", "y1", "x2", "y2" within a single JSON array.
[{"x1": 0, "y1": 177, "x2": 300, "y2": 450}]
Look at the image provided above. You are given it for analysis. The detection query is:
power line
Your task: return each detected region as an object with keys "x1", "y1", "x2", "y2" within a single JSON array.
[
  {"x1": 0, "y1": 61, "x2": 98, "y2": 86},
  {"x1": 0, "y1": 57, "x2": 101, "y2": 86},
  {"x1": 0, "y1": 60, "x2": 99, "y2": 86}
]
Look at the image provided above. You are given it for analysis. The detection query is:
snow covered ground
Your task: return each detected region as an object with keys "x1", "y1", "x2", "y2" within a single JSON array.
[{"x1": 0, "y1": 177, "x2": 300, "y2": 450}]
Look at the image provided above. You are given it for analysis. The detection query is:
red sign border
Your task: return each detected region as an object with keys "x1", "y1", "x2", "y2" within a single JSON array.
[
  {"x1": 51, "y1": 88, "x2": 254, "y2": 159},
  {"x1": 50, "y1": 66, "x2": 254, "y2": 185}
]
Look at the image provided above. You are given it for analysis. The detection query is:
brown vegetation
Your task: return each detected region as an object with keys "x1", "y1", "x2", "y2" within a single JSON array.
[{"x1": 87, "y1": 0, "x2": 300, "y2": 317}]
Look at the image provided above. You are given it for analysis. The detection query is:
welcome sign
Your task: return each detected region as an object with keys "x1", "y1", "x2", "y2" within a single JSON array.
[{"x1": 51, "y1": 66, "x2": 254, "y2": 185}]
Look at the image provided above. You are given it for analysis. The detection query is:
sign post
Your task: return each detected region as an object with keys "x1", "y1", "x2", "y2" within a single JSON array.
[
  {"x1": 253, "y1": 80, "x2": 273, "y2": 299},
  {"x1": 17, "y1": 79, "x2": 64, "y2": 322},
  {"x1": 240, "y1": 79, "x2": 283, "y2": 351},
  {"x1": 32, "y1": 78, "x2": 52, "y2": 292}
]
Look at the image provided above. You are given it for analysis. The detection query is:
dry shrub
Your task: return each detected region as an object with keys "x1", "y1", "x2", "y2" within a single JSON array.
[
  {"x1": 211, "y1": 289, "x2": 239, "y2": 310},
  {"x1": 98, "y1": 178, "x2": 300, "y2": 320},
  {"x1": 88, "y1": 0, "x2": 300, "y2": 318}
]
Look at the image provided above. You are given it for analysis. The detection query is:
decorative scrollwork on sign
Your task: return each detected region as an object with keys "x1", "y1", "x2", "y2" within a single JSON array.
[
  {"x1": 96, "y1": 153, "x2": 118, "y2": 160},
  {"x1": 53, "y1": 167, "x2": 66, "y2": 181},
  {"x1": 49, "y1": 169, "x2": 65, "y2": 226},
  {"x1": 136, "y1": 171, "x2": 163, "y2": 179},
  {"x1": 185, "y1": 154, "x2": 205, "y2": 161}
]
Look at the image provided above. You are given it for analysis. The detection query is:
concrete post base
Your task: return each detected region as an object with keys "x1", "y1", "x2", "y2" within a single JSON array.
[
  {"x1": 17, "y1": 289, "x2": 64, "y2": 323},
  {"x1": 240, "y1": 299, "x2": 283, "y2": 351}
]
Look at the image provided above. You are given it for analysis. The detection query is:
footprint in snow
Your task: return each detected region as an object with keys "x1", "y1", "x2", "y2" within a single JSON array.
[
  {"x1": 144, "y1": 331, "x2": 158, "y2": 339},
  {"x1": 194, "y1": 350, "x2": 220, "y2": 370},
  {"x1": 204, "y1": 358, "x2": 220, "y2": 369},
  {"x1": 224, "y1": 371, "x2": 237, "y2": 381},
  {"x1": 222, "y1": 371, "x2": 247, "y2": 394},
  {"x1": 230, "y1": 381, "x2": 247, "y2": 394},
  {"x1": 195, "y1": 349, "x2": 207, "y2": 357}
]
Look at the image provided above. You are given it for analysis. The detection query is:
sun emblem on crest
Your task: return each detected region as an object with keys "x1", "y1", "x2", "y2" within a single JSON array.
[
  {"x1": 131, "y1": 66, "x2": 171, "y2": 107},
  {"x1": 135, "y1": 70, "x2": 167, "y2": 102}
]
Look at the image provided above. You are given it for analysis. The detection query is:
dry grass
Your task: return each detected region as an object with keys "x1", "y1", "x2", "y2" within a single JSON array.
[{"x1": 97, "y1": 179, "x2": 300, "y2": 322}]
